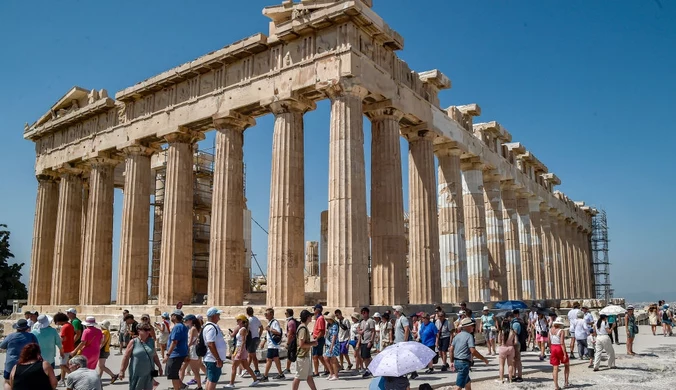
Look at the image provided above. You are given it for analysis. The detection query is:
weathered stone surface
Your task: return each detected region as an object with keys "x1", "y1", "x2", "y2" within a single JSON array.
[
  {"x1": 28, "y1": 175, "x2": 59, "y2": 305},
  {"x1": 305, "y1": 241, "x2": 319, "y2": 277},
  {"x1": 529, "y1": 198, "x2": 545, "y2": 300},
  {"x1": 501, "y1": 181, "x2": 522, "y2": 301},
  {"x1": 319, "y1": 210, "x2": 328, "y2": 294},
  {"x1": 540, "y1": 204, "x2": 555, "y2": 298},
  {"x1": 516, "y1": 193, "x2": 535, "y2": 300},
  {"x1": 461, "y1": 159, "x2": 490, "y2": 303},
  {"x1": 484, "y1": 172, "x2": 507, "y2": 301}
]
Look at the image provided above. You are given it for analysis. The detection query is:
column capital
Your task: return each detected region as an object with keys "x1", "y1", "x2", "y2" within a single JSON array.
[
  {"x1": 539, "y1": 202, "x2": 550, "y2": 213},
  {"x1": 500, "y1": 179, "x2": 519, "y2": 191},
  {"x1": 36, "y1": 171, "x2": 59, "y2": 183},
  {"x1": 433, "y1": 141, "x2": 462, "y2": 156},
  {"x1": 403, "y1": 125, "x2": 435, "y2": 142},
  {"x1": 482, "y1": 168, "x2": 501, "y2": 182},
  {"x1": 164, "y1": 128, "x2": 205, "y2": 144},
  {"x1": 363, "y1": 100, "x2": 404, "y2": 121},
  {"x1": 54, "y1": 163, "x2": 84, "y2": 177},
  {"x1": 460, "y1": 156, "x2": 484, "y2": 171},
  {"x1": 120, "y1": 144, "x2": 159, "y2": 157},
  {"x1": 83, "y1": 151, "x2": 123, "y2": 167},
  {"x1": 213, "y1": 112, "x2": 255, "y2": 132},
  {"x1": 266, "y1": 97, "x2": 316, "y2": 115},
  {"x1": 321, "y1": 79, "x2": 369, "y2": 100}
]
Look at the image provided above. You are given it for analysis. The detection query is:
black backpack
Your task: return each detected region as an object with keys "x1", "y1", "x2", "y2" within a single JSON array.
[
  {"x1": 286, "y1": 319, "x2": 299, "y2": 362},
  {"x1": 269, "y1": 319, "x2": 282, "y2": 345},
  {"x1": 512, "y1": 318, "x2": 528, "y2": 352},
  {"x1": 196, "y1": 323, "x2": 217, "y2": 357},
  {"x1": 663, "y1": 310, "x2": 670, "y2": 322}
]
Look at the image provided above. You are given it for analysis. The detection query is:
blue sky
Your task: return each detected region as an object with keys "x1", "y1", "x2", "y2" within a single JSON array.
[{"x1": 1, "y1": 0, "x2": 674, "y2": 303}]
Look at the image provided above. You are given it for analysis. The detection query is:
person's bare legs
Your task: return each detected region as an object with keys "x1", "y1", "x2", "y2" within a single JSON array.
[
  {"x1": 189, "y1": 360, "x2": 201, "y2": 385},
  {"x1": 241, "y1": 361, "x2": 257, "y2": 385},
  {"x1": 499, "y1": 356, "x2": 505, "y2": 382},
  {"x1": 292, "y1": 375, "x2": 317, "y2": 390},
  {"x1": 508, "y1": 359, "x2": 514, "y2": 382},
  {"x1": 97, "y1": 358, "x2": 115, "y2": 378},
  {"x1": 564, "y1": 363, "x2": 570, "y2": 386},
  {"x1": 249, "y1": 352, "x2": 260, "y2": 373},
  {"x1": 229, "y1": 361, "x2": 240, "y2": 385},
  {"x1": 552, "y1": 365, "x2": 559, "y2": 389},
  {"x1": 626, "y1": 337, "x2": 634, "y2": 354},
  {"x1": 652, "y1": 325, "x2": 657, "y2": 336},
  {"x1": 569, "y1": 337, "x2": 576, "y2": 357}
]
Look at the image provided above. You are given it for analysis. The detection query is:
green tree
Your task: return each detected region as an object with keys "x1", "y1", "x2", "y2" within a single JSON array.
[{"x1": 0, "y1": 224, "x2": 28, "y2": 309}]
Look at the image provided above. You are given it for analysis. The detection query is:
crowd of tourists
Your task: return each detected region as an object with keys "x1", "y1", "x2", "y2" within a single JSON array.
[{"x1": 0, "y1": 300, "x2": 649, "y2": 390}]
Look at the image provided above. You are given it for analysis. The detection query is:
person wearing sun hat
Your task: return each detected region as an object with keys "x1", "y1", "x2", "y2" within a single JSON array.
[
  {"x1": 203, "y1": 307, "x2": 228, "y2": 389},
  {"x1": 625, "y1": 305, "x2": 637, "y2": 355},
  {"x1": 449, "y1": 317, "x2": 489, "y2": 390},
  {"x1": 0, "y1": 318, "x2": 39, "y2": 382},
  {"x1": 72, "y1": 317, "x2": 103, "y2": 370},
  {"x1": 548, "y1": 317, "x2": 570, "y2": 389},
  {"x1": 66, "y1": 308, "x2": 84, "y2": 347},
  {"x1": 164, "y1": 309, "x2": 189, "y2": 389},
  {"x1": 31, "y1": 314, "x2": 62, "y2": 368}
]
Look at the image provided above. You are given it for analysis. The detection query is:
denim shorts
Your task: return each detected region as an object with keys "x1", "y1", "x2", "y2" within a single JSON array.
[
  {"x1": 312, "y1": 337, "x2": 325, "y2": 356},
  {"x1": 454, "y1": 360, "x2": 471, "y2": 387},
  {"x1": 205, "y1": 361, "x2": 222, "y2": 383}
]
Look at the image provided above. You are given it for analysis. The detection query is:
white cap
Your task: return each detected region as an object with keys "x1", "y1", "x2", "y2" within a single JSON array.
[
  {"x1": 373, "y1": 312, "x2": 381, "y2": 318},
  {"x1": 66, "y1": 308, "x2": 77, "y2": 314},
  {"x1": 392, "y1": 305, "x2": 404, "y2": 312},
  {"x1": 459, "y1": 310, "x2": 466, "y2": 315},
  {"x1": 483, "y1": 306, "x2": 489, "y2": 311}
]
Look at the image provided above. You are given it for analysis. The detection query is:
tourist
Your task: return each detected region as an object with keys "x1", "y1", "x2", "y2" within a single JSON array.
[
  {"x1": 163, "y1": 310, "x2": 189, "y2": 390},
  {"x1": 372, "y1": 312, "x2": 382, "y2": 351},
  {"x1": 8, "y1": 343, "x2": 57, "y2": 390},
  {"x1": 459, "y1": 302, "x2": 473, "y2": 320},
  {"x1": 607, "y1": 313, "x2": 619, "y2": 344},
  {"x1": 566, "y1": 302, "x2": 581, "y2": 358},
  {"x1": 291, "y1": 310, "x2": 318, "y2": 390},
  {"x1": 357, "y1": 307, "x2": 376, "y2": 378},
  {"x1": 119, "y1": 323, "x2": 163, "y2": 390},
  {"x1": 334, "y1": 309, "x2": 352, "y2": 370},
  {"x1": 285, "y1": 309, "x2": 298, "y2": 374},
  {"x1": 648, "y1": 304, "x2": 659, "y2": 336},
  {"x1": 573, "y1": 311, "x2": 590, "y2": 360},
  {"x1": 311, "y1": 304, "x2": 327, "y2": 376},
  {"x1": 118, "y1": 310, "x2": 130, "y2": 355},
  {"x1": 72, "y1": 317, "x2": 103, "y2": 370},
  {"x1": 509, "y1": 311, "x2": 525, "y2": 382},
  {"x1": 140, "y1": 314, "x2": 157, "y2": 340},
  {"x1": 349, "y1": 313, "x2": 362, "y2": 372},
  {"x1": 224, "y1": 314, "x2": 260, "y2": 388},
  {"x1": 393, "y1": 306, "x2": 410, "y2": 344},
  {"x1": 124, "y1": 314, "x2": 139, "y2": 341},
  {"x1": 480, "y1": 306, "x2": 496, "y2": 356},
  {"x1": 527, "y1": 306, "x2": 538, "y2": 351},
  {"x1": 179, "y1": 314, "x2": 203, "y2": 387},
  {"x1": 497, "y1": 317, "x2": 516, "y2": 383},
  {"x1": 379, "y1": 312, "x2": 393, "y2": 352},
  {"x1": 581, "y1": 306, "x2": 594, "y2": 333},
  {"x1": 410, "y1": 313, "x2": 421, "y2": 341},
  {"x1": 535, "y1": 312, "x2": 550, "y2": 361},
  {"x1": 593, "y1": 314, "x2": 616, "y2": 371},
  {"x1": 435, "y1": 311, "x2": 453, "y2": 371},
  {"x1": 454, "y1": 310, "x2": 467, "y2": 334},
  {"x1": 67, "y1": 355, "x2": 103, "y2": 390},
  {"x1": 586, "y1": 327, "x2": 596, "y2": 368},
  {"x1": 97, "y1": 320, "x2": 118, "y2": 383},
  {"x1": 260, "y1": 308, "x2": 285, "y2": 382},
  {"x1": 54, "y1": 312, "x2": 74, "y2": 386},
  {"x1": 25, "y1": 311, "x2": 39, "y2": 330},
  {"x1": 661, "y1": 304, "x2": 673, "y2": 336},
  {"x1": 449, "y1": 318, "x2": 488, "y2": 390},
  {"x1": 418, "y1": 313, "x2": 438, "y2": 374},
  {"x1": 322, "y1": 313, "x2": 340, "y2": 380},
  {"x1": 155, "y1": 312, "x2": 171, "y2": 359},
  {"x1": 66, "y1": 308, "x2": 83, "y2": 347},
  {"x1": 246, "y1": 306, "x2": 263, "y2": 377},
  {"x1": 626, "y1": 305, "x2": 637, "y2": 355},
  {"x1": 203, "y1": 307, "x2": 228, "y2": 390},
  {"x1": 32, "y1": 314, "x2": 62, "y2": 369},
  {"x1": 549, "y1": 317, "x2": 570, "y2": 390}
]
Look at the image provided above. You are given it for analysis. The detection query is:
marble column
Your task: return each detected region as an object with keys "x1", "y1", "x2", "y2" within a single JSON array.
[
  {"x1": 461, "y1": 159, "x2": 490, "y2": 302},
  {"x1": 326, "y1": 85, "x2": 370, "y2": 307},
  {"x1": 437, "y1": 146, "x2": 469, "y2": 304},
  {"x1": 408, "y1": 130, "x2": 442, "y2": 304},
  {"x1": 366, "y1": 105, "x2": 407, "y2": 306},
  {"x1": 51, "y1": 171, "x2": 83, "y2": 305},
  {"x1": 305, "y1": 241, "x2": 319, "y2": 276},
  {"x1": 117, "y1": 146, "x2": 154, "y2": 305},
  {"x1": 557, "y1": 215, "x2": 571, "y2": 299},
  {"x1": 548, "y1": 210, "x2": 563, "y2": 299},
  {"x1": 81, "y1": 158, "x2": 117, "y2": 305},
  {"x1": 540, "y1": 204, "x2": 555, "y2": 298},
  {"x1": 529, "y1": 198, "x2": 545, "y2": 299},
  {"x1": 28, "y1": 174, "x2": 59, "y2": 305},
  {"x1": 80, "y1": 183, "x2": 89, "y2": 274},
  {"x1": 516, "y1": 193, "x2": 535, "y2": 300},
  {"x1": 319, "y1": 210, "x2": 328, "y2": 294},
  {"x1": 577, "y1": 227, "x2": 588, "y2": 298},
  {"x1": 484, "y1": 172, "x2": 507, "y2": 301},
  {"x1": 209, "y1": 115, "x2": 253, "y2": 306},
  {"x1": 267, "y1": 100, "x2": 312, "y2": 307},
  {"x1": 159, "y1": 131, "x2": 199, "y2": 306},
  {"x1": 501, "y1": 182, "x2": 522, "y2": 300},
  {"x1": 563, "y1": 219, "x2": 576, "y2": 298}
]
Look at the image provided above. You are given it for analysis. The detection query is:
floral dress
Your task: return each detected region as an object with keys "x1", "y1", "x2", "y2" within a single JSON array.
[{"x1": 324, "y1": 322, "x2": 340, "y2": 358}]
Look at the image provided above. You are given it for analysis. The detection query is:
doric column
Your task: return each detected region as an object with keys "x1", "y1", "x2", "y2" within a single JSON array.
[
  {"x1": 51, "y1": 169, "x2": 84, "y2": 305},
  {"x1": 408, "y1": 129, "x2": 442, "y2": 304},
  {"x1": 540, "y1": 204, "x2": 555, "y2": 298},
  {"x1": 461, "y1": 159, "x2": 490, "y2": 302},
  {"x1": 577, "y1": 227, "x2": 588, "y2": 298},
  {"x1": 516, "y1": 193, "x2": 535, "y2": 300},
  {"x1": 305, "y1": 241, "x2": 319, "y2": 276},
  {"x1": 159, "y1": 130, "x2": 201, "y2": 306},
  {"x1": 556, "y1": 215, "x2": 570, "y2": 298},
  {"x1": 267, "y1": 99, "x2": 313, "y2": 307},
  {"x1": 562, "y1": 219, "x2": 575, "y2": 298},
  {"x1": 436, "y1": 144, "x2": 468, "y2": 304},
  {"x1": 80, "y1": 182, "x2": 89, "y2": 273},
  {"x1": 81, "y1": 157, "x2": 118, "y2": 305},
  {"x1": 117, "y1": 145, "x2": 154, "y2": 305},
  {"x1": 366, "y1": 103, "x2": 407, "y2": 306},
  {"x1": 501, "y1": 181, "x2": 522, "y2": 300},
  {"x1": 583, "y1": 230, "x2": 593, "y2": 297},
  {"x1": 548, "y1": 210, "x2": 563, "y2": 299},
  {"x1": 209, "y1": 114, "x2": 253, "y2": 306},
  {"x1": 529, "y1": 198, "x2": 545, "y2": 299},
  {"x1": 326, "y1": 84, "x2": 370, "y2": 307},
  {"x1": 484, "y1": 171, "x2": 507, "y2": 301},
  {"x1": 28, "y1": 174, "x2": 59, "y2": 305},
  {"x1": 319, "y1": 210, "x2": 328, "y2": 294}
]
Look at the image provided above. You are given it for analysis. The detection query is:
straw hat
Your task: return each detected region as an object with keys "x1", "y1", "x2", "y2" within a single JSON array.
[{"x1": 553, "y1": 317, "x2": 566, "y2": 326}]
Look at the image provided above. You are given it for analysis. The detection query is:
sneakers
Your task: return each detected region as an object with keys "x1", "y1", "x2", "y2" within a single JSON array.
[
  {"x1": 273, "y1": 374, "x2": 286, "y2": 380},
  {"x1": 250, "y1": 380, "x2": 260, "y2": 387},
  {"x1": 224, "y1": 384, "x2": 235, "y2": 389},
  {"x1": 514, "y1": 377, "x2": 523, "y2": 383},
  {"x1": 110, "y1": 374, "x2": 119, "y2": 384},
  {"x1": 240, "y1": 371, "x2": 250, "y2": 378},
  {"x1": 347, "y1": 363, "x2": 353, "y2": 370},
  {"x1": 180, "y1": 384, "x2": 189, "y2": 390},
  {"x1": 424, "y1": 368, "x2": 434, "y2": 374},
  {"x1": 362, "y1": 370, "x2": 372, "y2": 378},
  {"x1": 328, "y1": 375, "x2": 339, "y2": 381},
  {"x1": 441, "y1": 365, "x2": 448, "y2": 372},
  {"x1": 322, "y1": 370, "x2": 330, "y2": 376},
  {"x1": 258, "y1": 376, "x2": 269, "y2": 382},
  {"x1": 57, "y1": 380, "x2": 65, "y2": 387},
  {"x1": 187, "y1": 379, "x2": 198, "y2": 385},
  {"x1": 254, "y1": 370, "x2": 261, "y2": 377},
  {"x1": 282, "y1": 369, "x2": 291, "y2": 375},
  {"x1": 410, "y1": 372, "x2": 419, "y2": 379}
]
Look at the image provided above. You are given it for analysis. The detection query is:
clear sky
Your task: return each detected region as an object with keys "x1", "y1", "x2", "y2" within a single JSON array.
[{"x1": 1, "y1": 0, "x2": 674, "y2": 303}]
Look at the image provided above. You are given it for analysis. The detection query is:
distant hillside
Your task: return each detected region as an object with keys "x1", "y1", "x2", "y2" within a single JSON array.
[{"x1": 620, "y1": 291, "x2": 676, "y2": 303}]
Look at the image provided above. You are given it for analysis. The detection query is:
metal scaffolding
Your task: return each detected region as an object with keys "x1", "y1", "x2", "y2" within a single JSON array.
[{"x1": 592, "y1": 209, "x2": 612, "y2": 300}]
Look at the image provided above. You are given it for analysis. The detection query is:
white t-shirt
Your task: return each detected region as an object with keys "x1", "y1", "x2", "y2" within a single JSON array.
[
  {"x1": 567, "y1": 309, "x2": 579, "y2": 330},
  {"x1": 203, "y1": 322, "x2": 228, "y2": 363},
  {"x1": 596, "y1": 321, "x2": 609, "y2": 336},
  {"x1": 248, "y1": 316, "x2": 262, "y2": 338},
  {"x1": 338, "y1": 318, "x2": 350, "y2": 342},
  {"x1": 266, "y1": 319, "x2": 282, "y2": 349},
  {"x1": 574, "y1": 319, "x2": 589, "y2": 340}
]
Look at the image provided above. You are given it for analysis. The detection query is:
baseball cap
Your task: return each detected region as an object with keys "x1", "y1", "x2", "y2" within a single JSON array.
[
  {"x1": 66, "y1": 308, "x2": 77, "y2": 314},
  {"x1": 458, "y1": 310, "x2": 466, "y2": 315},
  {"x1": 172, "y1": 309, "x2": 184, "y2": 317},
  {"x1": 184, "y1": 314, "x2": 197, "y2": 322},
  {"x1": 206, "y1": 307, "x2": 223, "y2": 317},
  {"x1": 373, "y1": 312, "x2": 381, "y2": 318},
  {"x1": 392, "y1": 305, "x2": 404, "y2": 312},
  {"x1": 483, "y1": 306, "x2": 489, "y2": 311},
  {"x1": 236, "y1": 314, "x2": 247, "y2": 321},
  {"x1": 313, "y1": 304, "x2": 323, "y2": 311}
]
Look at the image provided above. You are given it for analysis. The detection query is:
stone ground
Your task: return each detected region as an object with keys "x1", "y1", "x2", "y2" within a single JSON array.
[{"x1": 2, "y1": 326, "x2": 675, "y2": 389}]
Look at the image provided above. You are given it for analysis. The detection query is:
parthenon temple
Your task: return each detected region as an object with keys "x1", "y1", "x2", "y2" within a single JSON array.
[{"x1": 24, "y1": 0, "x2": 597, "y2": 311}]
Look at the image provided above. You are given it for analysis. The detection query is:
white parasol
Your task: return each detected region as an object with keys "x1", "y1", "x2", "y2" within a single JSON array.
[
  {"x1": 367, "y1": 341, "x2": 436, "y2": 377},
  {"x1": 600, "y1": 305, "x2": 627, "y2": 316}
]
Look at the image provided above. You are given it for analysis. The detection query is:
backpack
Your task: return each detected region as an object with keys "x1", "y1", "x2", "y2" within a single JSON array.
[
  {"x1": 338, "y1": 318, "x2": 349, "y2": 331},
  {"x1": 286, "y1": 319, "x2": 299, "y2": 363},
  {"x1": 196, "y1": 323, "x2": 217, "y2": 357},
  {"x1": 269, "y1": 319, "x2": 282, "y2": 344},
  {"x1": 663, "y1": 310, "x2": 670, "y2": 322},
  {"x1": 512, "y1": 318, "x2": 528, "y2": 352},
  {"x1": 244, "y1": 329, "x2": 253, "y2": 350},
  {"x1": 398, "y1": 317, "x2": 413, "y2": 341}
]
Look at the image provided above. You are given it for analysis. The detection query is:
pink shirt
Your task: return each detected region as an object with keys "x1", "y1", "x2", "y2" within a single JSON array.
[{"x1": 80, "y1": 327, "x2": 103, "y2": 369}]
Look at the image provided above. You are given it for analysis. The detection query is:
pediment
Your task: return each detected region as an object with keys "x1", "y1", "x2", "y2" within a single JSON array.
[{"x1": 32, "y1": 86, "x2": 109, "y2": 129}]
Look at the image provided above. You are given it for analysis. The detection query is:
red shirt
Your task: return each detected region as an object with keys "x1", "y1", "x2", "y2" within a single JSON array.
[
  {"x1": 60, "y1": 322, "x2": 75, "y2": 353},
  {"x1": 313, "y1": 315, "x2": 326, "y2": 338}
]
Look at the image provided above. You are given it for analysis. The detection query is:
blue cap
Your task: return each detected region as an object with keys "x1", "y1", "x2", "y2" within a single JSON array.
[
  {"x1": 313, "y1": 304, "x2": 323, "y2": 310},
  {"x1": 184, "y1": 314, "x2": 197, "y2": 322},
  {"x1": 206, "y1": 307, "x2": 222, "y2": 317},
  {"x1": 161, "y1": 312, "x2": 170, "y2": 319},
  {"x1": 172, "y1": 309, "x2": 184, "y2": 317}
]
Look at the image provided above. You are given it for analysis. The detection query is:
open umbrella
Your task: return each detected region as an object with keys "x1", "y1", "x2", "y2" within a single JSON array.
[
  {"x1": 495, "y1": 300, "x2": 528, "y2": 311},
  {"x1": 600, "y1": 305, "x2": 626, "y2": 316},
  {"x1": 368, "y1": 341, "x2": 436, "y2": 377}
]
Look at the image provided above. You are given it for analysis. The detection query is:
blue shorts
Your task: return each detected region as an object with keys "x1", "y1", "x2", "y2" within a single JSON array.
[
  {"x1": 3, "y1": 371, "x2": 10, "y2": 380},
  {"x1": 339, "y1": 341, "x2": 350, "y2": 355},
  {"x1": 312, "y1": 337, "x2": 325, "y2": 356},
  {"x1": 205, "y1": 361, "x2": 222, "y2": 383},
  {"x1": 454, "y1": 360, "x2": 471, "y2": 388}
]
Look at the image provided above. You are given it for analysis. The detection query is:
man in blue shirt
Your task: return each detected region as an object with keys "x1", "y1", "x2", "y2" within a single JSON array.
[
  {"x1": 163, "y1": 310, "x2": 188, "y2": 390},
  {"x1": 510, "y1": 311, "x2": 525, "y2": 382},
  {"x1": 0, "y1": 319, "x2": 38, "y2": 381}
]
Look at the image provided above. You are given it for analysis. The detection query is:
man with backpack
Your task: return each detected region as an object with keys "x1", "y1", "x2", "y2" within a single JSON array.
[
  {"x1": 334, "y1": 310, "x2": 353, "y2": 370},
  {"x1": 284, "y1": 309, "x2": 298, "y2": 375},
  {"x1": 200, "y1": 307, "x2": 227, "y2": 390},
  {"x1": 510, "y1": 310, "x2": 527, "y2": 383},
  {"x1": 260, "y1": 308, "x2": 285, "y2": 382},
  {"x1": 292, "y1": 310, "x2": 318, "y2": 390}
]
